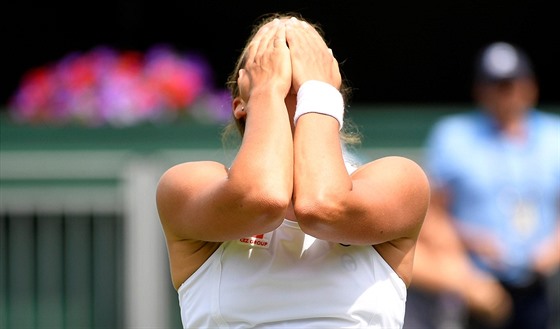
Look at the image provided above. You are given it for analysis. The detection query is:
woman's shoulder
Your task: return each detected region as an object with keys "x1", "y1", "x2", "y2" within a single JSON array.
[
  {"x1": 155, "y1": 160, "x2": 228, "y2": 227},
  {"x1": 161, "y1": 160, "x2": 228, "y2": 178},
  {"x1": 359, "y1": 155, "x2": 427, "y2": 180},
  {"x1": 359, "y1": 155, "x2": 430, "y2": 227},
  {"x1": 157, "y1": 161, "x2": 227, "y2": 193}
]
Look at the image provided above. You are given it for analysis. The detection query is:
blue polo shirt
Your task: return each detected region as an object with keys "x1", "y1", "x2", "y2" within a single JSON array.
[{"x1": 424, "y1": 109, "x2": 560, "y2": 285}]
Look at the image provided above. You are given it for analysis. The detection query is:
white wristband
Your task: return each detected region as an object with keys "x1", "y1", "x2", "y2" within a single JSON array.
[{"x1": 294, "y1": 80, "x2": 344, "y2": 130}]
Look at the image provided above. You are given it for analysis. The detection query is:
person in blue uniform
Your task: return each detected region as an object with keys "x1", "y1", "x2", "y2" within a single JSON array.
[{"x1": 406, "y1": 41, "x2": 560, "y2": 329}]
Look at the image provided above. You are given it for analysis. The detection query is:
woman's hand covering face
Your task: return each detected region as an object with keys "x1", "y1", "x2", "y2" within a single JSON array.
[
  {"x1": 237, "y1": 19, "x2": 292, "y2": 104},
  {"x1": 285, "y1": 17, "x2": 342, "y2": 93}
]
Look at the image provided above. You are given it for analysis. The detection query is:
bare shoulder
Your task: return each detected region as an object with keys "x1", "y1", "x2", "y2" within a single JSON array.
[
  {"x1": 156, "y1": 160, "x2": 227, "y2": 207},
  {"x1": 356, "y1": 155, "x2": 430, "y2": 233},
  {"x1": 357, "y1": 155, "x2": 428, "y2": 184},
  {"x1": 356, "y1": 156, "x2": 430, "y2": 286},
  {"x1": 156, "y1": 160, "x2": 228, "y2": 239},
  {"x1": 157, "y1": 160, "x2": 227, "y2": 192}
]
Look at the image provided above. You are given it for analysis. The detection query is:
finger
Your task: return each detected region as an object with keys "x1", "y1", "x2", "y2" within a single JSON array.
[
  {"x1": 286, "y1": 19, "x2": 326, "y2": 55},
  {"x1": 245, "y1": 20, "x2": 277, "y2": 64},
  {"x1": 237, "y1": 68, "x2": 245, "y2": 85},
  {"x1": 237, "y1": 69, "x2": 249, "y2": 100},
  {"x1": 285, "y1": 18, "x2": 307, "y2": 48},
  {"x1": 268, "y1": 19, "x2": 286, "y2": 49},
  {"x1": 273, "y1": 23, "x2": 287, "y2": 49},
  {"x1": 302, "y1": 23, "x2": 330, "y2": 54},
  {"x1": 255, "y1": 19, "x2": 281, "y2": 59},
  {"x1": 294, "y1": 19, "x2": 330, "y2": 53}
]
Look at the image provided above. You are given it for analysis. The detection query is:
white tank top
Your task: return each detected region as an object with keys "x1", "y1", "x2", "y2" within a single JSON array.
[{"x1": 177, "y1": 219, "x2": 407, "y2": 328}]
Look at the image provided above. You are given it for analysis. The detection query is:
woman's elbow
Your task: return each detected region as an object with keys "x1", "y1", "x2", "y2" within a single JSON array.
[
  {"x1": 293, "y1": 192, "x2": 344, "y2": 232},
  {"x1": 243, "y1": 187, "x2": 292, "y2": 224}
]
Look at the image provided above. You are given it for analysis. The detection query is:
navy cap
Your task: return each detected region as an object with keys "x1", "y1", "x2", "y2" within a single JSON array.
[{"x1": 475, "y1": 42, "x2": 534, "y2": 83}]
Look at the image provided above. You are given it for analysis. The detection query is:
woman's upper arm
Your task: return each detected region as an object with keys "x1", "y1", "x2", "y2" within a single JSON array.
[
  {"x1": 350, "y1": 156, "x2": 430, "y2": 243},
  {"x1": 156, "y1": 161, "x2": 224, "y2": 241},
  {"x1": 156, "y1": 161, "x2": 286, "y2": 243},
  {"x1": 297, "y1": 156, "x2": 430, "y2": 245}
]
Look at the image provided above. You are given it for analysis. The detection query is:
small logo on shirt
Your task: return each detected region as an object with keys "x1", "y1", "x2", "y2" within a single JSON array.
[{"x1": 238, "y1": 232, "x2": 273, "y2": 248}]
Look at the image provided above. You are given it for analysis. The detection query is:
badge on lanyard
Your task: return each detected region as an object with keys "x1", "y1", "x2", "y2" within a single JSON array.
[{"x1": 512, "y1": 199, "x2": 538, "y2": 237}]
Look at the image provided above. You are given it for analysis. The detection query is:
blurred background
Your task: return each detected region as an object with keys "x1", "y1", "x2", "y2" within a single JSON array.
[
  {"x1": 1, "y1": 1, "x2": 558, "y2": 328},
  {"x1": 2, "y1": 0, "x2": 560, "y2": 107}
]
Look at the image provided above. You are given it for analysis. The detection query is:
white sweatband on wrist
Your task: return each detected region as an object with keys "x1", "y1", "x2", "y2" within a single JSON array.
[{"x1": 294, "y1": 80, "x2": 344, "y2": 130}]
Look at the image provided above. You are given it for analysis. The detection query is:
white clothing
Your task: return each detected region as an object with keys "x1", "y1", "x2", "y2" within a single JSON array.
[{"x1": 177, "y1": 219, "x2": 407, "y2": 328}]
